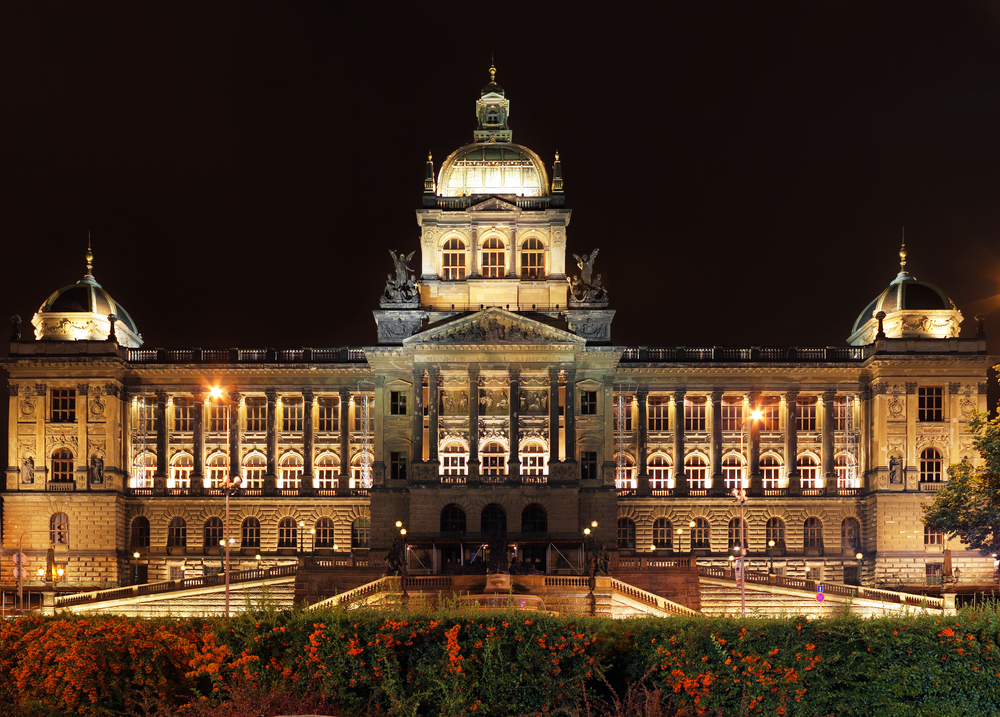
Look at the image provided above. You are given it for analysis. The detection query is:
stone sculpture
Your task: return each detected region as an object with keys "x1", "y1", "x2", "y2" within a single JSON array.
[
  {"x1": 568, "y1": 248, "x2": 608, "y2": 304},
  {"x1": 382, "y1": 250, "x2": 419, "y2": 305}
]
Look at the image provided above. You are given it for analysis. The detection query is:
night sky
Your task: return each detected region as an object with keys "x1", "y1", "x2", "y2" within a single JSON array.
[{"x1": 2, "y1": 2, "x2": 999, "y2": 356}]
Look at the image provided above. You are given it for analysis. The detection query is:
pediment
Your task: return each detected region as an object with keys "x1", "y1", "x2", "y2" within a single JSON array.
[
  {"x1": 467, "y1": 196, "x2": 520, "y2": 212},
  {"x1": 405, "y1": 307, "x2": 584, "y2": 346}
]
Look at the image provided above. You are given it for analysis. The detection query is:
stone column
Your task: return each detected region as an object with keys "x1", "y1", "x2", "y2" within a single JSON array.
[
  {"x1": 636, "y1": 387, "x2": 650, "y2": 496},
  {"x1": 822, "y1": 390, "x2": 836, "y2": 488},
  {"x1": 154, "y1": 390, "x2": 168, "y2": 491},
  {"x1": 411, "y1": 368, "x2": 424, "y2": 463},
  {"x1": 785, "y1": 390, "x2": 800, "y2": 495},
  {"x1": 548, "y1": 368, "x2": 560, "y2": 462},
  {"x1": 507, "y1": 227, "x2": 518, "y2": 277},
  {"x1": 468, "y1": 368, "x2": 481, "y2": 480},
  {"x1": 507, "y1": 368, "x2": 521, "y2": 482},
  {"x1": 264, "y1": 389, "x2": 277, "y2": 495},
  {"x1": 300, "y1": 389, "x2": 314, "y2": 495},
  {"x1": 748, "y1": 391, "x2": 762, "y2": 495},
  {"x1": 469, "y1": 225, "x2": 480, "y2": 278},
  {"x1": 191, "y1": 392, "x2": 205, "y2": 495},
  {"x1": 228, "y1": 391, "x2": 241, "y2": 481},
  {"x1": 427, "y1": 368, "x2": 440, "y2": 465},
  {"x1": 564, "y1": 369, "x2": 577, "y2": 463},
  {"x1": 710, "y1": 390, "x2": 723, "y2": 495},
  {"x1": 338, "y1": 387, "x2": 351, "y2": 494},
  {"x1": 673, "y1": 389, "x2": 686, "y2": 495}
]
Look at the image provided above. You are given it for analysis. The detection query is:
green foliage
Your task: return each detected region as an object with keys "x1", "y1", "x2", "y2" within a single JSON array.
[{"x1": 924, "y1": 407, "x2": 1000, "y2": 555}]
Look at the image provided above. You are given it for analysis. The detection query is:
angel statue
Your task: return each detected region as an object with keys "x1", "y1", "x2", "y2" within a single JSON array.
[
  {"x1": 390, "y1": 250, "x2": 416, "y2": 285},
  {"x1": 382, "y1": 249, "x2": 419, "y2": 305},
  {"x1": 568, "y1": 248, "x2": 608, "y2": 304},
  {"x1": 574, "y1": 249, "x2": 599, "y2": 286}
]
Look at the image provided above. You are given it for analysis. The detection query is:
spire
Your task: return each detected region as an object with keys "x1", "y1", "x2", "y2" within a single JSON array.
[
  {"x1": 423, "y1": 151, "x2": 436, "y2": 194},
  {"x1": 897, "y1": 227, "x2": 908, "y2": 277},
  {"x1": 551, "y1": 150, "x2": 564, "y2": 194},
  {"x1": 84, "y1": 232, "x2": 95, "y2": 281},
  {"x1": 475, "y1": 64, "x2": 511, "y2": 143}
]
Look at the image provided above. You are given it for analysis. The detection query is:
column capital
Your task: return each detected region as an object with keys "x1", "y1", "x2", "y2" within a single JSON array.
[
  {"x1": 822, "y1": 389, "x2": 837, "y2": 402},
  {"x1": 338, "y1": 386, "x2": 352, "y2": 399},
  {"x1": 469, "y1": 367, "x2": 481, "y2": 382},
  {"x1": 228, "y1": 391, "x2": 242, "y2": 403},
  {"x1": 193, "y1": 391, "x2": 206, "y2": 402},
  {"x1": 155, "y1": 389, "x2": 168, "y2": 401},
  {"x1": 302, "y1": 388, "x2": 314, "y2": 402},
  {"x1": 673, "y1": 388, "x2": 686, "y2": 399},
  {"x1": 548, "y1": 366, "x2": 561, "y2": 381},
  {"x1": 637, "y1": 385, "x2": 649, "y2": 398},
  {"x1": 747, "y1": 389, "x2": 758, "y2": 405},
  {"x1": 265, "y1": 389, "x2": 278, "y2": 402},
  {"x1": 785, "y1": 389, "x2": 799, "y2": 402},
  {"x1": 427, "y1": 366, "x2": 440, "y2": 379},
  {"x1": 508, "y1": 367, "x2": 521, "y2": 382},
  {"x1": 710, "y1": 389, "x2": 723, "y2": 402}
]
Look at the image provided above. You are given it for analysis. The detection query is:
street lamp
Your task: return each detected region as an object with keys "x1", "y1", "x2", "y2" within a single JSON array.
[
  {"x1": 310, "y1": 527, "x2": 316, "y2": 556},
  {"x1": 221, "y1": 473, "x2": 242, "y2": 618},
  {"x1": 298, "y1": 521, "x2": 305, "y2": 554},
  {"x1": 255, "y1": 553, "x2": 262, "y2": 571},
  {"x1": 732, "y1": 486, "x2": 748, "y2": 617},
  {"x1": 768, "y1": 539, "x2": 775, "y2": 575},
  {"x1": 133, "y1": 551, "x2": 141, "y2": 585}
]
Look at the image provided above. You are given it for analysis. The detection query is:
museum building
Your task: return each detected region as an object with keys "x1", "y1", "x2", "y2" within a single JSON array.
[{"x1": 2, "y1": 68, "x2": 997, "y2": 594}]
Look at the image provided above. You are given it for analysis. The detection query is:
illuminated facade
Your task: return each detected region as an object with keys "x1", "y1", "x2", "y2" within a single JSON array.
[{"x1": 3, "y1": 69, "x2": 997, "y2": 599}]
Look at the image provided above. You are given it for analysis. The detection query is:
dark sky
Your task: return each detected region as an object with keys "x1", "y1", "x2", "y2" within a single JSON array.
[{"x1": 2, "y1": 2, "x2": 999, "y2": 355}]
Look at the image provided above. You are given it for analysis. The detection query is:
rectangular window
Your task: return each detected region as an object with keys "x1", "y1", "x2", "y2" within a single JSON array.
[
  {"x1": 805, "y1": 567, "x2": 821, "y2": 581},
  {"x1": 758, "y1": 397, "x2": 780, "y2": 431},
  {"x1": 924, "y1": 526, "x2": 944, "y2": 546},
  {"x1": 834, "y1": 397, "x2": 850, "y2": 431},
  {"x1": 721, "y1": 398, "x2": 743, "y2": 432},
  {"x1": 580, "y1": 391, "x2": 597, "y2": 415},
  {"x1": 581, "y1": 451, "x2": 599, "y2": 480},
  {"x1": 918, "y1": 387, "x2": 944, "y2": 422},
  {"x1": 926, "y1": 563, "x2": 944, "y2": 586},
  {"x1": 613, "y1": 395, "x2": 633, "y2": 432},
  {"x1": 796, "y1": 397, "x2": 817, "y2": 432},
  {"x1": 283, "y1": 397, "x2": 304, "y2": 432},
  {"x1": 317, "y1": 397, "x2": 340, "y2": 432},
  {"x1": 139, "y1": 397, "x2": 158, "y2": 434},
  {"x1": 684, "y1": 397, "x2": 706, "y2": 432},
  {"x1": 51, "y1": 389, "x2": 76, "y2": 423},
  {"x1": 648, "y1": 396, "x2": 670, "y2": 432},
  {"x1": 354, "y1": 395, "x2": 373, "y2": 433},
  {"x1": 173, "y1": 397, "x2": 194, "y2": 432},
  {"x1": 168, "y1": 566, "x2": 184, "y2": 581},
  {"x1": 390, "y1": 391, "x2": 407, "y2": 415},
  {"x1": 390, "y1": 451, "x2": 407, "y2": 481},
  {"x1": 244, "y1": 397, "x2": 267, "y2": 432},
  {"x1": 208, "y1": 402, "x2": 229, "y2": 433}
]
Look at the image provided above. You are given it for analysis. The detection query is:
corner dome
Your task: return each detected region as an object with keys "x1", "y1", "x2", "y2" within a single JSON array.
[
  {"x1": 847, "y1": 242, "x2": 962, "y2": 345},
  {"x1": 31, "y1": 246, "x2": 143, "y2": 347},
  {"x1": 438, "y1": 143, "x2": 549, "y2": 198}
]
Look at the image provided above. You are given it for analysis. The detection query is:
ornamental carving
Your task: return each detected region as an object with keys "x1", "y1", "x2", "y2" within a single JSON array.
[
  {"x1": 960, "y1": 395, "x2": 975, "y2": 420},
  {"x1": 19, "y1": 396, "x2": 36, "y2": 420},
  {"x1": 519, "y1": 389, "x2": 549, "y2": 414},
  {"x1": 886, "y1": 437, "x2": 906, "y2": 457},
  {"x1": 979, "y1": 382, "x2": 989, "y2": 395},
  {"x1": 567, "y1": 249, "x2": 608, "y2": 305},
  {"x1": 887, "y1": 396, "x2": 904, "y2": 419},
  {"x1": 440, "y1": 389, "x2": 471, "y2": 415},
  {"x1": 89, "y1": 393, "x2": 106, "y2": 420},
  {"x1": 915, "y1": 434, "x2": 946, "y2": 452},
  {"x1": 478, "y1": 419, "x2": 509, "y2": 444},
  {"x1": 35, "y1": 384, "x2": 47, "y2": 396},
  {"x1": 77, "y1": 383, "x2": 89, "y2": 395},
  {"x1": 45, "y1": 433, "x2": 79, "y2": 456},
  {"x1": 949, "y1": 382, "x2": 962, "y2": 395},
  {"x1": 381, "y1": 250, "x2": 419, "y2": 306},
  {"x1": 871, "y1": 382, "x2": 888, "y2": 396},
  {"x1": 7, "y1": 384, "x2": 18, "y2": 397},
  {"x1": 478, "y1": 388, "x2": 509, "y2": 415},
  {"x1": 410, "y1": 308, "x2": 579, "y2": 345},
  {"x1": 103, "y1": 383, "x2": 122, "y2": 398},
  {"x1": 905, "y1": 382, "x2": 917, "y2": 395}
]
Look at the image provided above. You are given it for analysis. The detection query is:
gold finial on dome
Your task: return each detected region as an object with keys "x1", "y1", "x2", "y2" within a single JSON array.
[
  {"x1": 489, "y1": 64, "x2": 496, "y2": 84},
  {"x1": 427, "y1": 150, "x2": 433, "y2": 162},
  {"x1": 85, "y1": 231, "x2": 94, "y2": 279},
  {"x1": 898, "y1": 227, "x2": 908, "y2": 276}
]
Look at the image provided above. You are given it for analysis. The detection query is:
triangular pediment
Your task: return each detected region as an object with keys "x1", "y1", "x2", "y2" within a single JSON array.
[
  {"x1": 405, "y1": 307, "x2": 585, "y2": 346},
  {"x1": 467, "y1": 196, "x2": 520, "y2": 212}
]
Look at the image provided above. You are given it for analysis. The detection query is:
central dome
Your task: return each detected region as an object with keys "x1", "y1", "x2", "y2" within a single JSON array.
[{"x1": 437, "y1": 143, "x2": 549, "y2": 198}]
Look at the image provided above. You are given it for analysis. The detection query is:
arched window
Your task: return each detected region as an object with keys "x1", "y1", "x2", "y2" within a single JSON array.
[
  {"x1": 441, "y1": 504, "x2": 467, "y2": 533},
  {"x1": 617, "y1": 517, "x2": 636, "y2": 549},
  {"x1": 440, "y1": 441, "x2": 469, "y2": 479},
  {"x1": 242, "y1": 517, "x2": 261, "y2": 549},
  {"x1": 167, "y1": 517, "x2": 187, "y2": 548},
  {"x1": 728, "y1": 517, "x2": 747, "y2": 551},
  {"x1": 835, "y1": 454, "x2": 857, "y2": 488},
  {"x1": 315, "y1": 453, "x2": 339, "y2": 491},
  {"x1": 804, "y1": 517, "x2": 823, "y2": 549},
  {"x1": 920, "y1": 448, "x2": 943, "y2": 483},
  {"x1": 481, "y1": 441, "x2": 506, "y2": 478},
  {"x1": 761, "y1": 455, "x2": 783, "y2": 490},
  {"x1": 204, "y1": 517, "x2": 224, "y2": 550},
  {"x1": 277, "y1": 517, "x2": 297, "y2": 548},
  {"x1": 722, "y1": 455, "x2": 745, "y2": 492},
  {"x1": 352, "y1": 517, "x2": 371, "y2": 549},
  {"x1": 442, "y1": 238, "x2": 467, "y2": 281},
  {"x1": 692, "y1": 518, "x2": 711, "y2": 550},
  {"x1": 521, "y1": 504, "x2": 547, "y2": 533},
  {"x1": 279, "y1": 453, "x2": 302, "y2": 491},
  {"x1": 51, "y1": 448, "x2": 74, "y2": 483},
  {"x1": 131, "y1": 516, "x2": 150, "y2": 548},
  {"x1": 481, "y1": 236, "x2": 506, "y2": 278},
  {"x1": 351, "y1": 452, "x2": 373, "y2": 489},
  {"x1": 132, "y1": 452, "x2": 156, "y2": 489},
  {"x1": 315, "y1": 517, "x2": 336, "y2": 548},
  {"x1": 841, "y1": 517, "x2": 861, "y2": 551},
  {"x1": 615, "y1": 454, "x2": 636, "y2": 491},
  {"x1": 765, "y1": 517, "x2": 785, "y2": 548},
  {"x1": 206, "y1": 453, "x2": 228, "y2": 490},
  {"x1": 169, "y1": 453, "x2": 192, "y2": 490},
  {"x1": 798, "y1": 455, "x2": 819, "y2": 489},
  {"x1": 520, "y1": 237, "x2": 545, "y2": 279},
  {"x1": 649, "y1": 455, "x2": 672, "y2": 491},
  {"x1": 50, "y1": 513, "x2": 69, "y2": 545},
  {"x1": 685, "y1": 455, "x2": 709, "y2": 490},
  {"x1": 520, "y1": 441, "x2": 548, "y2": 478},
  {"x1": 653, "y1": 518, "x2": 672, "y2": 549},
  {"x1": 243, "y1": 453, "x2": 266, "y2": 491},
  {"x1": 481, "y1": 504, "x2": 507, "y2": 536}
]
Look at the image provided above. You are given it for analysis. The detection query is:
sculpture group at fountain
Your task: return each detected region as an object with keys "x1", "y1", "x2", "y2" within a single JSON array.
[
  {"x1": 382, "y1": 250, "x2": 419, "y2": 306},
  {"x1": 567, "y1": 249, "x2": 608, "y2": 305}
]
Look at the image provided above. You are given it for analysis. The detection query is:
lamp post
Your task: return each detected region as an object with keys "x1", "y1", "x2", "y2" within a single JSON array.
[
  {"x1": 768, "y1": 539, "x2": 775, "y2": 575},
  {"x1": 255, "y1": 553, "x2": 262, "y2": 572},
  {"x1": 133, "y1": 551, "x2": 140, "y2": 585},
  {"x1": 732, "y1": 486, "x2": 748, "y2": 617},
  {"x1": 688, "y1": 520, "x2": 696, "y2": 553},
  {"x1": 298, "y1": 521, "x2": 305, "y2": 555},
  {"x1": 221, "y1": 473, "x2": 242, "y2": 618},
  {"x1": 310, "y1": 527, "x2": 316, "y2": 556}
]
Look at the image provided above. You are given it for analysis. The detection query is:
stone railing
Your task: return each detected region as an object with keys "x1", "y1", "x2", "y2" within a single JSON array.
[
  {"x1": 620, "y1": 346, "x2": 868, "y2": 363},
  {"x1": 608, "y1": 577, "x2": 700, "y2": 617},
  {"x1": 309, "y1": 576, "x2": 401, "y2": 610},
  {"x1": 127, "y1": 347, "x2": 367, "y2": 365},
  {"x1": 56, "y1": 565, "x2": 298, "y2": 608}
]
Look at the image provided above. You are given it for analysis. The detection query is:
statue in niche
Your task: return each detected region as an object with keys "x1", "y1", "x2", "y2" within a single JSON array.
[
  {"x1": 382, "y1": 250, "x2": 418, "y2": 305},
  {"x1": 21, "y1": 456, "x2": 34, "y2": 484},
  {"x1": 89, "y1": 454, "x2": 105, "y2": 484},
  {"x1": 568, "y1": 248, "x2": 608, "y2": 304},
  {"x1": 889, "y1": 456, "x2": 903, "y2": 484}
]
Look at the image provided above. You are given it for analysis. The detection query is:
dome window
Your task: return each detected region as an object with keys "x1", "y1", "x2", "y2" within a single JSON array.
[
  {"x1": 520, "y1": 237, "x2": 545, "y2": 279},
  {"x1": 442, "y1": 238, "x2": 467, "y2": 281},
  {"x1": 481, "y1": 237, "x2": 506, "y2": 278}
]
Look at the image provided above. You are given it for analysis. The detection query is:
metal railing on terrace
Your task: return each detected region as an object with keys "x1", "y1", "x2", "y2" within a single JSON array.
[
  {"x1": 620, "y1": 346, "x2": 868, "y2": 363},
  {"x1": 127, "y1": 347, "x2": 367, "y2": 365}
]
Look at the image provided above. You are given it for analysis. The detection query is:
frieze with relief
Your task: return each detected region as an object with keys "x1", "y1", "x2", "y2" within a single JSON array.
[
  {"x1": 89, "y1": 393, "x2": 107, "y2": 422},
  {"x1": 519, "y1": 389, "x2": 549, "y2": 414},
  {"x1": 45, "y1": 432, "x2": 79, "y2": 456},
  {"x1": 960, "y1": 393, "x2": 976, "y2": 420},
  {"x1": 440, "y1": 389, "x2": 471, "y2": 415},
  {"x1": 479, "y1": 388, "x2": 509, "y2": 415},
  {"x1": 887, "y1": 394, "x2": 904, "y2": 420},
  {"x1": 18, "y1": 395, "x2": 36, "y2": 422},
  {"x1": 408, "y1": 308, "x2": 582, "y2": 345}
]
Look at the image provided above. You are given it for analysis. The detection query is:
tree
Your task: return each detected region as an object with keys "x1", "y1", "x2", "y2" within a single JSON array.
[{"x1": 923, "y1": 404, "x2": 1000, "y2": 556}]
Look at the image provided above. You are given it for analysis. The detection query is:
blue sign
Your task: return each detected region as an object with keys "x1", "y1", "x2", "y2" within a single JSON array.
[{"x1": 817, "y1": 584, "x2": 824, "y2": 593}]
